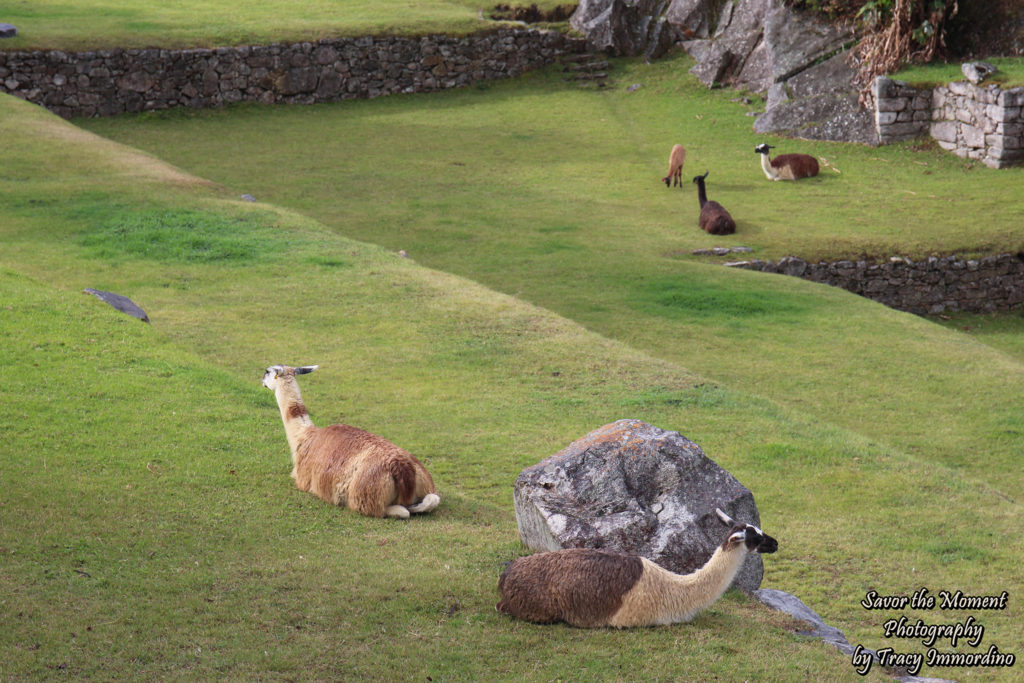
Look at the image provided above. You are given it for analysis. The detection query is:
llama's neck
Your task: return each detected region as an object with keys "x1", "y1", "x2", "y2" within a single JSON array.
[
  {"x1": 660, "y1": 545, "x2": 747, "y2": 622},
  {"x1": 695, "y1": 179, "x2": 708, "y2": 208},
  {"x1": 759, "y1": 152, "x2": 778, "y2": 180},
  {"x1": 274, "y1": 379, "x2": 315, "y2": 457}
]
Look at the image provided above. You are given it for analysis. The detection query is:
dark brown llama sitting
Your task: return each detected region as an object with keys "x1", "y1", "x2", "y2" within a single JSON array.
[{"x1": 693, "y1": 171, "x2": 736, "y2": 235}]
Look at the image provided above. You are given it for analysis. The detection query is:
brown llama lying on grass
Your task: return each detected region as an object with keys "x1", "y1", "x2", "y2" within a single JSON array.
[
  {"x1": 262, "y1": 364, "x2": 440, "y2": 519},
  {"x1": 496, "y1": 508, "x2": 777, "y2": 627},
  {"x1": 693, "y1": 171, "x2": 736, "y2": 236}
]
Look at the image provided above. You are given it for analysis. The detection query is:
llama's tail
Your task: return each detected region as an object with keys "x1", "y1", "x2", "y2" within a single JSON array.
[{"x1": 408, "y1": 493, "x2": 441, "y2": 514}]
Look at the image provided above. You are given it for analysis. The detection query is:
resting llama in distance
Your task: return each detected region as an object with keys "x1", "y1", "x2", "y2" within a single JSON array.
[
  {"x1": 692, "y1": 171, "x2": 736, "y2": 235},
  {"x1": 496, "y1": 508, "x2": 777, "y2": 627},
  {"x1": 754, "y1": 142, "x2": 819, "y2": 180},
  {"x1": 662, "y1": 144, "x2": 687, "y2": 187},
  {"x1": 261, "y1": 364, "x2": 440, "y2": 519}
]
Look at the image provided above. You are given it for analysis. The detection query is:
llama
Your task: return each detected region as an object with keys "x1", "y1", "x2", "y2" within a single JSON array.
[
  {"x1": 261, "y1": 364, "x2": 440, "y2": 519},
  {"x1": 662, "y1": 144, "x2": 687, "y2": 187},
  {"x1": 692, "y1": 171, "x2": 736, "y2": 235},
  {"x1": 754, "y1": 143, "x2": 819, "y2": 181},
  {"x1": 496, "y1": 508, "x2": 777, "y2": 627}
]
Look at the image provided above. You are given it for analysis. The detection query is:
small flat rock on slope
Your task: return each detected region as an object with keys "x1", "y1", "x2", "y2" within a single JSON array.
[
  {"x1": 83, "y1": 288, "x2": 150, "y2": 323},
  {"x1": 513, "y1": 419, "x2": 765, "y2": 592}
]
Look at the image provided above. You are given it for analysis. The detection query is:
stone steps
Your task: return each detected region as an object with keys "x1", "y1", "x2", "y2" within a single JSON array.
[{"x1": 558, "y1": 52, "x2": 611, "y2": 88}]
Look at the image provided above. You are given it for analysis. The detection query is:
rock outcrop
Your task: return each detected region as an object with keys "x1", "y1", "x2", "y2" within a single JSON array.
[
  {"x1": 755, "y1": 52, "x2": 878, "y2": 144},
  {"x1": 570, "y1": 0, "x2": 875, "y2": 144},
  {"x1": 571, "y1": 0, "x2": 679, "y2": 60},
  {"x1": 513, "y1": 419, "x2": 766, "y2": 592}
]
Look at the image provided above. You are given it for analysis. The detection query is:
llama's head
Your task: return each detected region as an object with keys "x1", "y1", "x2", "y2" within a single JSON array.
[
  {"x1": 262, "y1": 364, "x2": 318, "y2": 390},
  {"x1": 715, "y1": 508, "x2": 778, "y2": 554},
  {"x1": 754, "y1": 143, "x2": 774, "y2": 155},
  {"x1": 662, "y1": 176, "x2": 671, "y2": 187},
  {"x1": 692, "y1": 171, "x2": 709, "y2": 185}
]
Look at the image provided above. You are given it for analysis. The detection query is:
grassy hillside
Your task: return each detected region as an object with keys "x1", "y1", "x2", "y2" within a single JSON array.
[
  {"x1": 2, "y1": 78, "x2": 1023, "y2": 680},
  {"x1": 81, "y1": 55, "x2": 1024, "y2": 496},
  {"x1": 0, "y1": 93, "x2": 871, "y2": 680},
  {"x1": 80, "y1": 54, "x2": 1024, "y2": 264},
  {"x1": 0, "y1": 0, "x2": 569, "y2": 51}
]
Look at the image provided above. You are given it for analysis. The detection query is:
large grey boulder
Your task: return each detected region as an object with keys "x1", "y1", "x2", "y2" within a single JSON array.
[
  {"x1": 689, "y1": 0, "x2": 772, "y2": 88},
  {"x1": 689, "y1": 0, "x2": 852, "y2": 91},
  {"x1": 571, "y1": 0, "x2": 680, "y2": 58},
  {"x1": 570, "y1": 0, "x2": 871, "y2": 145},
  {"x1": 513, "y1": 419, "x2": 766, "y2": 592},
  {"x1": 759, "y1": 4, "x2": 852, "y2": 86},
  {"x1": 678, "y1": 0, "x2": 873, "y2": 144},
  {"x1": 754, "y1": 52, "x2": 878, "y2": 144},
  {"x1": 665, "y1": 0, "x2": 722, "y2": 39}
]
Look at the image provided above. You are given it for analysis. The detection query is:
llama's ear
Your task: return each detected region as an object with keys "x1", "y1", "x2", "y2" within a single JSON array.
[
  {"x1": 715, "y1": 508, "x2": 735, "y2": 526},
  {"x1": 295, "y1": 365, "x2": 318, "y2": 375}
]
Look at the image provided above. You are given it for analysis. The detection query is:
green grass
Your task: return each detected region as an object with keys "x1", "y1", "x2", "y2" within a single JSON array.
[
  {"x1": 4, "y1": 50, "x2": 1024, "y2": 682},
  {"x1": 894, "y1": 56, "x2": 1024, "y2": 87},
  {"x1": 936, "y1": 311, "x2": 1024, "y2": 363},
  {"x1": 0, "y1": 93, "x2": 902, "y2": 680},
  {"x1": 81, "y1": 54, "x2": 1024, "y2": 264},
  {"x1": 79, "y1": 55, "x2": 1024, "y2": 494},
  {"x1": 0, "y1": 0, "x2": 570, "y2": 51},
  {"x1": 77, "y1": 206, "x2": 303, "y2": 264}
]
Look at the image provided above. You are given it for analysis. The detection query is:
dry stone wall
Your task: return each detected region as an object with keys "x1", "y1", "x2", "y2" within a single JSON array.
[
  {"x1": 875, "y1": 76, "x2": 1024, "y2": 168},
  {"x1": 0, "y1": 30, "x2": 584, "y2": 118},
  {"x1": 726, "y1": 253, "x2": 1024, "y2": 315}
]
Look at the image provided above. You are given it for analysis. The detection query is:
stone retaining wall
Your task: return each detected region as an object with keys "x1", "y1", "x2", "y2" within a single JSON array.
[
  {"x1": 875, "y1": 76, "x2": 1024, "y2": 168},
  {"x1": 0, "y1": 30, "x2": 584, "y2": 118},
  {"x1": 726, "y1": 253, "x2": 1024, "y2": 315}
]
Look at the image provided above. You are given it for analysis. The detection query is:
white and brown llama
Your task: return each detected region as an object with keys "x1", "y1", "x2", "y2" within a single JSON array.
[
  {"x1": 754, "y1": 142, "x2": 819, "y2": 180},
  {"x1": 261, "y1": 364, "x2": 440, "y2": 519},
  {"x1": 496, "y1": 508, "x2": 777, "y2": 627}
]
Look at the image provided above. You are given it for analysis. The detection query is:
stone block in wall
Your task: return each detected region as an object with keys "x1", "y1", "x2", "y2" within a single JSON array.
[
  {"x1": 954, "y1": 103, "x2": 973, "y2": 125},
  {"x1": 987, "y1": 133, "x2": 1022, "y2": 150},
  {"x1": 988, "y1": 146, "x2": 1024, "y2": 162},
  {"x1": 317, "y1": 69, "x2": 342, "y2": 98},
  {"x1": 967, "y1": 83, "x2": 996, "y2": 104},
  {"x1": 961, "y1": 123, "x2": 985, "y2": 148},
  {"x1": 992, "y1": 105, "x2": 1021, "y2": 122},
  {"x1": 877, "y1": 97, "x2": 907, "y2": 112},
  {"x1": 874, "y1": 76, "x2": 900, "y2": 99},
  {"x1": 882, "y1": 121, "x2": 927, "y2": 139},
  {"x1": 948, "y1": 81, "x2": 969, "y2": 97},
  {"x1": 996, "y1": 87, "x2": 1024, "y2": 107},
  {"x1": 997, "y1": 121, "x2": 1024, "y2": 136},
  {"x1": 877, "y1": 111, "x2": 899, "y2": 126}
]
